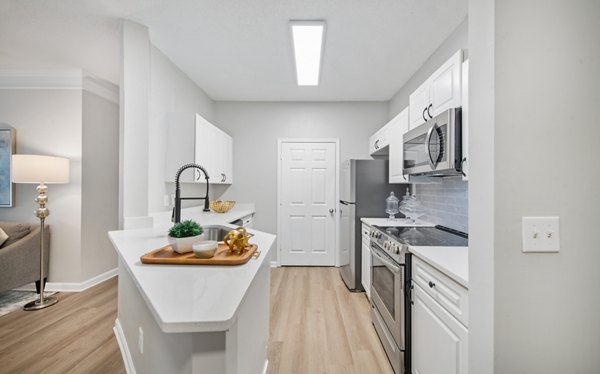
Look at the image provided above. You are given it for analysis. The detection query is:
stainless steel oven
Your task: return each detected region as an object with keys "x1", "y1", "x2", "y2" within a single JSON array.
[{"x1": 369, "y1": 227, "x2": 411, "y2": 374}]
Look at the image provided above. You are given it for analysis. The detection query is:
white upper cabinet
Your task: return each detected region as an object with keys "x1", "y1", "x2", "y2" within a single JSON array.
[
  {"x1": 409, "y1": 79, "x2": 432, "y2": 129},
  {"x1": 409, "y1": 50, "x2": 463, "y2": 129},
  {"x1": 369, "y1": 123, "x2": 391, "y2": 156},
  {"x1": 166, "y1": 113, "x2": 233, "y2": 184},
  {"x1": 388, "y1": 107, "x2": 410, "y2": 183}
]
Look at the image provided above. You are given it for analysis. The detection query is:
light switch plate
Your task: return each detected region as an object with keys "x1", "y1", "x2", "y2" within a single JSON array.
[{"x1": 522, "y1": 216, "x2": 560, "y2": 252}]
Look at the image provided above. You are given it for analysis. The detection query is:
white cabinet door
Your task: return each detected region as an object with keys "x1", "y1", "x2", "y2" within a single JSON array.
[
  {"x1": 409, "y1": 79, "x2": 432, "y2": 129},
  {"x1": 166, "y1": 113, "x2": 234, "y2": 185},
  {"x1": 222, "y1": 133, "x2": 233, "y2": 183},
  {"x1": 409, "y1": 50, "x2": 463, "y2": 131},
  {"x1": 388, "y1": 107, "x2": 410, "y2": 183},
  {"x1": 430, "y1": 50, "x2": 463, "y2": 118},
  {"x1": 370, "y1": 124, "x2": 390, "y2": 156},
  {"x1": 194, "y1": 114, "x2": 214, "y2": 182},
  {"x1": 412, "y1": 283, "x2": 468, "y2": 374}
]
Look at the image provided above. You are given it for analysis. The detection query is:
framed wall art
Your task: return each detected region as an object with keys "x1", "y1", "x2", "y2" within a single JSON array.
[{"x1": 0, "y1": 125, "x2": 15, "y2": 207}]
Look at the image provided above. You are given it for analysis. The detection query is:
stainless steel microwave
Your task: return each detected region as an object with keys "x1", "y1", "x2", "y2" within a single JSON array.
[{"x1": 403, "y1": 108, "x2": 462, "y2": 176}]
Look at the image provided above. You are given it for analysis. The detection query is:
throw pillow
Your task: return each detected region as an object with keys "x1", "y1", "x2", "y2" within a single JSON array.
[{"x1": 0, "y1": 227, "x2": 8, "y2": 247}]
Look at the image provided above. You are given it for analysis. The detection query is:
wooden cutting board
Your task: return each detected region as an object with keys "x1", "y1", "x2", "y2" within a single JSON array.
[{"x1": 140, "y1": 243, "x2": 259, "y2": 266}]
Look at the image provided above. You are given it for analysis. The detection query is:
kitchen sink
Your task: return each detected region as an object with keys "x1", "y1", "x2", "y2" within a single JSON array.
[{"x1": 202, "y1": 225, "x2": 231, "y2": 242}]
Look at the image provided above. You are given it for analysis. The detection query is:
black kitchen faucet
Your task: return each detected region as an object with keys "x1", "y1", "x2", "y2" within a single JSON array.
[{"x1": 172, "y1": 163, "x2": 210, "y2": 223}]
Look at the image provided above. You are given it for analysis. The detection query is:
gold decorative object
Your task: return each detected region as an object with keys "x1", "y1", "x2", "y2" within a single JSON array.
[
  {"x1": 209, "y1": 200, "x2": 236, "y2": 213},
  {"x1": 224, "y1": 226, "x2": 254, "y2": 254}
]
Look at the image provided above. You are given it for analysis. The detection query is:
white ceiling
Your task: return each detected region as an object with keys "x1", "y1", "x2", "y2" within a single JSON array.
[{"x1": 0, "y1": 0, "x2": 467, "y2": 101}]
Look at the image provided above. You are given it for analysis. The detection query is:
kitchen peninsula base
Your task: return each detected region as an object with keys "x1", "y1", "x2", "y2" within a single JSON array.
[
  {"x1": 114, "y1": 259, "x2": 269, "y2": 374},
  {"x1": 109, "y1": 222, "x2": 274, "y2": 374}
]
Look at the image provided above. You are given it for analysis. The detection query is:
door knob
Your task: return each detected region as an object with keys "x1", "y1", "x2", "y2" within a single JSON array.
[{"x1": 329, "y1": 208, "x2": 334, "y2": 214}]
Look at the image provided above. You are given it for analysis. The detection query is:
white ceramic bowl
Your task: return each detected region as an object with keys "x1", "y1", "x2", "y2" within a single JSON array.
[{"x1": 193, "y1": 240, "x2": 218, "y2": 259}]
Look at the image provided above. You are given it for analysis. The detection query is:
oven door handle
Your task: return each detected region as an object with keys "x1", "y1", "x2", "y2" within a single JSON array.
[{"x1": 372, "y1": 246, "x2": 401, "y2": 274}]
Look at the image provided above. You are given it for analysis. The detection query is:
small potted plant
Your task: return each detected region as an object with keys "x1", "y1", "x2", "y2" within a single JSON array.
[{"x1": 168, "y1": 220, "x2": 204, "y2": 254}]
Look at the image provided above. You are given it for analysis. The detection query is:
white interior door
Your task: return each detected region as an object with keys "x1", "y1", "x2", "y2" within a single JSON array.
[{"x1": 279, "y1": 141, "x2": 337, "y2": 266}]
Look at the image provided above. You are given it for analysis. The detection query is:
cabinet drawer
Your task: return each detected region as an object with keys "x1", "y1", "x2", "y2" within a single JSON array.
[{"x1": 412, "y1": 256, "x2": 468, "y2": 327}]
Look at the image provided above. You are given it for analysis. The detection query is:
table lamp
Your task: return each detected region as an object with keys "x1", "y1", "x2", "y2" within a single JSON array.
[{"x1": 11, "y1": 154, "x2": 69, "y2": 311}]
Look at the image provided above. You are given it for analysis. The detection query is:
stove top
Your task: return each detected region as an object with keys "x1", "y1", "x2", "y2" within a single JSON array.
[{"x1": 373, "y1": 225, "x2": 468, "y2": 247}]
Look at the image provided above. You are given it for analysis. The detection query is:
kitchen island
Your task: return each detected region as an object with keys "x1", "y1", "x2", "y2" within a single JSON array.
[{"x1": 109, "y1": 206, "x2": 274, "y2": 374}]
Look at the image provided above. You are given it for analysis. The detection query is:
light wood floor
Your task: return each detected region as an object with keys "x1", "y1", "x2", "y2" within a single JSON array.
[
  {"x1": 0, "y1": 268, "x2": 393, "y2": 374},
  {"x1": 268, "y1": 267, "x2": 393, "y2": 374},
  {"x1": 0, "y1": 277, "x2": 125, "y2": 374}
]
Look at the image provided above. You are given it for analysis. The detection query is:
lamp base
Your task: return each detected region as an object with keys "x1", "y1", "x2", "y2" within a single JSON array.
[{"x1": 23, "y1": 295, "x2": 59, "y2": 311}]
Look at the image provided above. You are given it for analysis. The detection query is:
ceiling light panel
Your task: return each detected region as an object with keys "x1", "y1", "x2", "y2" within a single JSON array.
[{"x1": 290, "y1": 21, "x2": 325, "y2": 86}]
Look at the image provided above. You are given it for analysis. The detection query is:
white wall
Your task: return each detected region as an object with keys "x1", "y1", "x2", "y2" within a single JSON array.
[
  {"x1": 214, "y1": 101, "x2": 389, "y2": 236},
  {"x1": 81, "y1": 87, "x2": 119, "y2": 281},
  {"x1": 0, "y1": 88, "x2": 83, "y2": 283},
  {"x1": 467, "y1": 0, "x2": 495, "y2": 372},
  {"x1": 148, "y1": 45, "x2": 215, "y2": 215},
  {"x1": 492, "y1": 1, "x2": 600, "y2": 372},
  {"x1": 121, "y1": 20, "x2": 216, "y2": 226}
]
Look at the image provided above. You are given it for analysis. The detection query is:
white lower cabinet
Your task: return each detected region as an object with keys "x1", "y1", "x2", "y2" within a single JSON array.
[
  {"x1": 361, "y1": 223, "x2": 371, "y2": 298},
  {"x1": 412, "y1": 284, "x2": 468, "y2": 374}
]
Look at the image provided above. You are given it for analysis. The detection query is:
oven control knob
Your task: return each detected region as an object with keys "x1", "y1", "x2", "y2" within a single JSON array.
[
  {"x1": 383, "y1": 241, "x2": 389, "y2": 249},
  {"x1": 394, "y1": 245, "x2": 401, "y2": 254},
  {"x1": 376, "y1": 232, "x2": 381, "y2": 239}
]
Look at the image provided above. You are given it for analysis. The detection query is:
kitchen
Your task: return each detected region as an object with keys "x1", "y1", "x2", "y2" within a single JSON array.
[{"x1": 0, "y1": 1, "x2": 598, "y2": 374}]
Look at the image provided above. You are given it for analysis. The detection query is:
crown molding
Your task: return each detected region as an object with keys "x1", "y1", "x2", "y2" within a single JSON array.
[
  {"x1": 0, "y1": 69, "x2": 119, "y2": 104},
  {"x1": 0, "y1": 69, "x2": 83, "y2": 89}
]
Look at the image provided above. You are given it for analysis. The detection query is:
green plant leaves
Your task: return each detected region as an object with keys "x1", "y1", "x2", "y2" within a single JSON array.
[{"x1": 168, "y1": 220, "x2": 203, "y2": 238}]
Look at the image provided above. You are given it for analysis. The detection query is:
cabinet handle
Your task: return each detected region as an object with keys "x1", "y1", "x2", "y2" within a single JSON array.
[
  {"x1": 221, "y1": 173, "x2": 226, "y2": 182},
  {"x1": 422, "y1": 107, "x2": 428, "y2": 122},
  {"x1": 428, "y1": 281, "x2": 436, "y2": 288},
  {"x1": 428, "y1": 104, "x2": 433, "y2": 119},
  {"x1": 375, "y1": 139, "x2": 379, "y2": 149}
]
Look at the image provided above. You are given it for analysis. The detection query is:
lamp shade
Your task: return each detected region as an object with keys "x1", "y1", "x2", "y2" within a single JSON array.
[{"x1": 12, "y1": 155, "x2": 70, "y2": 184}]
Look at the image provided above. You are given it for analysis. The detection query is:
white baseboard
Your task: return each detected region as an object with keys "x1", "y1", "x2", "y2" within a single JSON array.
[
  {"x1": 43, "y1": 267, "x2": 118, "y2": 292},
  {"x1": 270, "y1": 261, "x2": 279, "y2": 268},
  {"x1": 262, "y1": 359, "x2": 269, "y2": 374},
  {"x1": 114, "y1": 318, "x2": 136, "y2": 374}
]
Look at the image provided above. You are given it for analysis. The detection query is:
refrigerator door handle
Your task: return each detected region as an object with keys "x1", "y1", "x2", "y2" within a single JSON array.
[{"x1": 339, "y1": 200, "x2": 355, "y2": 205}]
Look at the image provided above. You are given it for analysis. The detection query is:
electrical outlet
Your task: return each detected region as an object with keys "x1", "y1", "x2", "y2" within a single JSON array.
[
  {"x1": 138, "y1": 326, "x2": 144, "y2": 354},
  {"x1": 522, "y1": 216, "x2": 560, "y2": 253}
]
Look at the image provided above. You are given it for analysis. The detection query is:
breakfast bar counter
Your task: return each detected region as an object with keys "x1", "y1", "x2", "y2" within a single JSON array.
[{"x1": 108, "y1": 208, "x2": 274, "y2": 374}]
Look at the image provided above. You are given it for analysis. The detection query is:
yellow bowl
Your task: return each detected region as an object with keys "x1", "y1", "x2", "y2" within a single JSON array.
[{"x1": 210, "y1": 200, "x2": 236, "y2": 213}]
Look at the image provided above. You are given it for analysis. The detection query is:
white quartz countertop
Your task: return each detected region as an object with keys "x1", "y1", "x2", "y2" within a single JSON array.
[
  {"x1": 360, "y1": 217, "x2": 432, "y2": 227},
  {"x1": 108, "y1": 211, "x2": 275, "y2": 333},
  {"x1": 409, "y1": 246, "x2": 468, "y2": 288}
]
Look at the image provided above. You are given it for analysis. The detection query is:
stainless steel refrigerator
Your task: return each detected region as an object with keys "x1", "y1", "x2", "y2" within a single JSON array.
[{"x1": 339, "y1": 159, "x2": 407, "y2": 291}]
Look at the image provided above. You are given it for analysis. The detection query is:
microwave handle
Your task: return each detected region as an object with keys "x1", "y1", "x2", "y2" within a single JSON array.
[{"x1": 425, "y1": 123, "x2": 439, "y2": 169}]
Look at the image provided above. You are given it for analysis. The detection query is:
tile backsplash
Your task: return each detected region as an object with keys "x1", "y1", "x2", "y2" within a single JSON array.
[{"x1": 415, "y1": 177, "x2": 468, "y2": 233}]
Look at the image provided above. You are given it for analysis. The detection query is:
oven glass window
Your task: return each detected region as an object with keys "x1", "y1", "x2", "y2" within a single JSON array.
[{"x1": 372, "y1": 252, "x2": 396, "y2": 316}]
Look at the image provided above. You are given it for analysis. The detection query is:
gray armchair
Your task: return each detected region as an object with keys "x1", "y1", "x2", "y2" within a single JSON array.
[{"x1": 0, "y1": 222, "x2": 50, "y2": 294}]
